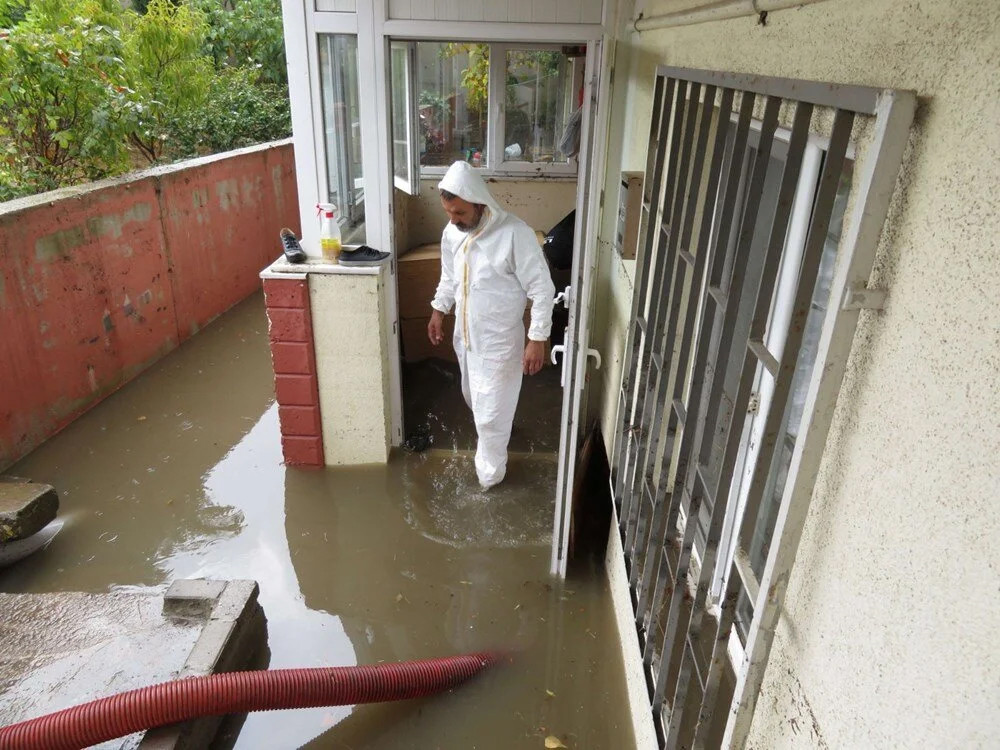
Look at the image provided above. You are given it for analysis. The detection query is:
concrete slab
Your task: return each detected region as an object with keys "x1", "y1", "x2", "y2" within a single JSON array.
[
  {"x1": 0, "y1": 579, "x2": 266, "y2": 749},
  {"x1": 0, "y1": 480, "x2": 58, "y2": 542}
]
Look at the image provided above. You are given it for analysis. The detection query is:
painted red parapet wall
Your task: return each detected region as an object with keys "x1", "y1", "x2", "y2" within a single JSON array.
[
  {"x1": 0, "y1": 141, "x2": 299, "y2": 471},
  {"x1": 263, "y1": 278, "x2": 324, "y2": 467}
]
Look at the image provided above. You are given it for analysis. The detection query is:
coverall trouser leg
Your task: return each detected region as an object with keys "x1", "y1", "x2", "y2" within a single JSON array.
[{"x1": 458, "y1": 348, "x2": 523, "y2": 488}]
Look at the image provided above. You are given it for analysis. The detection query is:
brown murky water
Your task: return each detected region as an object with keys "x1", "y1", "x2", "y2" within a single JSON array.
[{"x1": 1, "y1": 294, "x2": 634, "y2": 749}]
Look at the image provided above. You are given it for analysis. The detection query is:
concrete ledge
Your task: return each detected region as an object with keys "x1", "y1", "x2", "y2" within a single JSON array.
[
  {"x1": 0, "y1": 140, "x2": 294, "y2": 220},
  {"x1": 0, "y1": 579, "x2": 267, "y2": 750},
  {"x1": 142, "y1": 580, "x2": 267, "y2": 750},
  {"x1": 261, "y1": 254, "x2": 383, "y2": 277},
  {"x1": 605, "y1": 502, "x2": 658, "y2": 750}
]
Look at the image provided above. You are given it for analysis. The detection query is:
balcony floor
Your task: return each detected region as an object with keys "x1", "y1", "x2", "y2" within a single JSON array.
[{"x1": 1, "y1": 293, "x2": 634, "y2": 749}]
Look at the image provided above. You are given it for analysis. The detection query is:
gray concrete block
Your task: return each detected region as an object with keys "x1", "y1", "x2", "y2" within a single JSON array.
[
  {"x1": 210, "y1": 580, "x2": 259, "y2": 622},
  {"x1": 162, "y1": 579, "x2": 226, "y2": 621},
  {"x1": 0, "y1": 482, "x2": 58, "y2": 542}
]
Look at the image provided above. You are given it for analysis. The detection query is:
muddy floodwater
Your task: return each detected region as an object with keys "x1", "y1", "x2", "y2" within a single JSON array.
[{"x1": 1, "y1": 294, "x2": 634, "y2": 749}]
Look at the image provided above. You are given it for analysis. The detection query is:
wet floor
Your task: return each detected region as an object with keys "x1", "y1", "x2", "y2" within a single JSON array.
[
  {"x1": 402, "y1": 357, "x2": 563, "y2": 455},
  {"x1": 1, "y1": 294, "x2": 634, "y2": 749}
]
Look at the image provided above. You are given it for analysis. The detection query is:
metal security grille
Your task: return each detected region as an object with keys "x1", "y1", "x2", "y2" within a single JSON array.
[{"x1": 610, "y1": 67, "x2": 914, "y2": 748}]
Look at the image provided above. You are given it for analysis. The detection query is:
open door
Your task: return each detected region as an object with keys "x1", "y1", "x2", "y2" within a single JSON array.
[{"x1": 550, "y1": 41, "x2": 607, "y2": 578}]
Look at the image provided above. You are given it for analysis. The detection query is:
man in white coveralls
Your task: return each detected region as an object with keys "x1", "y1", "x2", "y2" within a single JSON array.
[{"x1": 427, "y1": 161, "x2": 556, "y2": 489}]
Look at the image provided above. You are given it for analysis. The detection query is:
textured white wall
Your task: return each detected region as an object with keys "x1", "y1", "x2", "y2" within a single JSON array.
[
  {"x1": 594, "y1": 0, "x2": 1000, "y2": 746},
  {"x1": 397, "y1": 178, "x2": 577, "y2": 250},
  {"x1": 311, "y1": 271, "x2": 391, "y2": 465}
]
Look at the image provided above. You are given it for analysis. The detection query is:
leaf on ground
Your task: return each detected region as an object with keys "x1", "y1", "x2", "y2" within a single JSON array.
[{"x1": 544, "y1": 737, "x2": 568, "y2": 749}]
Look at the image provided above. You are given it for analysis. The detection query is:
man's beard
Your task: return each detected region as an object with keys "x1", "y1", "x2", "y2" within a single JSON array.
[{"x1": 455, "y1": 208, "x2": 484, "y2": 233}]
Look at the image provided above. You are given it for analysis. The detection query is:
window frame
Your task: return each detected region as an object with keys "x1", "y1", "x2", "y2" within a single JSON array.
[
  {"x1": 705, "y1": 124, "x2": 828, "y2": 605},
  {"x1": 490, "y1": 42, "x2": 582, "y2": 177},
  {"x1": 390, "y1": 40, "x2": 420, "y2": 195},
  {"x1": 609, "y1": 66, "x2": 916, "y2": 748},
  {"x1": 398, "y1": 39, "x2": 582, "y2": 180},
  {"x1": 317, "y1": 33, "x2": 366, "y2": 239}
]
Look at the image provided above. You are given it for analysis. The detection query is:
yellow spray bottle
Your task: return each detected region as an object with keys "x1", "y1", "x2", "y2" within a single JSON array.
[{"x1": 316, "y1": 203, "x2": 342, "y2": 262}]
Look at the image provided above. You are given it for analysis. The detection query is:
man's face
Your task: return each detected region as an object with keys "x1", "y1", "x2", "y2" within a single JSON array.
[{"x1": 441, "y1": 196, "x2": 485, "y2": 232}]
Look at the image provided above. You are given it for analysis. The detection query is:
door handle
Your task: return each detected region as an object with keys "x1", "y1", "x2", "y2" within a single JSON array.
[
  {"x1": 550, "y1": 345, "x2": 602, "y2": 369},
  {"x1": 553, "y1": 285, "x2": 572, "y2": 309}
]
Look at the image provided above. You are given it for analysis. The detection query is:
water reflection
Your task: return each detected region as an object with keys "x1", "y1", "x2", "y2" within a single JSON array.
[{"x1": 158, "y1": 405, "x2": 356, "y2": 746}]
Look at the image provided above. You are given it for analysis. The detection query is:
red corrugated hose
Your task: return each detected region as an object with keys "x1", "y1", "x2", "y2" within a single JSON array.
[{"x1": 0, "y1": 652, "x2": 499, "y2": 750}]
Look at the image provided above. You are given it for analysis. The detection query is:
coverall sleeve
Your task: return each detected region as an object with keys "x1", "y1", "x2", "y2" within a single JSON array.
[
  {"x1": 431, "y1": 230, "x2": 456, "y2": 314},
  {"x1": 512, "y1": 225, "x2": 556, "y2": 342}
]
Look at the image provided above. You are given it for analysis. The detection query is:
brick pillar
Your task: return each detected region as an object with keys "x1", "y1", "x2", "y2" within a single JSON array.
[{"x1": 263, "y1": 277, "x2": 324, "y2": 467}]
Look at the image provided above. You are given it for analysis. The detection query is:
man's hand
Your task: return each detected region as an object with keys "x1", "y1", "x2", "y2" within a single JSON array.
[
  {"x1": 523, "y1": 339, "x2": 546, "y2": 376},
  {"x1": 428, "y1": 309, "x2": 446, "y2": 346}
]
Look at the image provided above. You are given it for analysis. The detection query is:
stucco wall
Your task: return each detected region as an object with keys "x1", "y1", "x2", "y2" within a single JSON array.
[
  {"x1": 396, "y1": 177, "x2": 577, "y2": 251},
  {"x1": 310, "y1": 270, "x2": 391, "y2": 465},
  {"x1": 0, "y1": 142, "x2": 299, "y2": 471},
  {"x1": 593, "y1": 0, "x2": 1000, "y2": 746}
]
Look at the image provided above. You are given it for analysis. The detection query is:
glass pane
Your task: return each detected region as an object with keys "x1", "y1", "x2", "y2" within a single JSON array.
[
  {"x1": 415, "y1": 42, "x2": 488, "y2": 168},
  {"x1": 744, "y1": 161, "x2": 855, "y2": 581},
  {"x1": 696, "y1": 146, "x2": 784, "y2": 550},
  {"x1": 503, "y1": 49, "x2": 575, "y2": 164},
  {"x1": 318, "y1": 34, "x2": 365, "y2": 244},
  {"x1": 735, "y1": 587, "x2": 753, "y2": 643},
  {"x1": 390, "y1": 43, "x2": 411, "y2": 185}
]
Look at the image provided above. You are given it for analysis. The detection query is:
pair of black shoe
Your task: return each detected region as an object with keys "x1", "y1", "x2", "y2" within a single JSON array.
[{"x1": 279, "y1": 228, "x2": 390, "y2": 267}]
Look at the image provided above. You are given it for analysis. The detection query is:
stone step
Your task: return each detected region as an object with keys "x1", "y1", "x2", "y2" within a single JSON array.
[{"x1": 0, "y1": 479, "x2": 59, "y2": 543}]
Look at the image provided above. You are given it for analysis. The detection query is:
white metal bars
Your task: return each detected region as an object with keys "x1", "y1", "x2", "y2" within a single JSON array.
[
  {"x1": 609, "y1": 64, "x2": 915, "y2": 748},
  {"x1": 612, "y1": 74, "x2": 671, "y2": 522}
]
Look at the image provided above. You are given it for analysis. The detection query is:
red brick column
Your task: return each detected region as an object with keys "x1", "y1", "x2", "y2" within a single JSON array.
[{"x1": 263, "y1": 278, "x2": 324, "y2": 467}]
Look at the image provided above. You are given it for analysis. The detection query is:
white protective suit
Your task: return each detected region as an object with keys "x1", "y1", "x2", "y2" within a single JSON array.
[{"x1": 432, "y1": 162, "x2": 556, "y2": 488}]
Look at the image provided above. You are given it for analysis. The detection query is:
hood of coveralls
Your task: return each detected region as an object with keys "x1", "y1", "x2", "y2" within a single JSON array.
[{"x1": 438, "y1": 161, "x2": 507, "y2": 235}]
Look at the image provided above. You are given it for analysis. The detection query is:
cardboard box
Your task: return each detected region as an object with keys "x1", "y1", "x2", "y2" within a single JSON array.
[{"x1": 397, "y1": 243, "x2": 442, "y2": 320}]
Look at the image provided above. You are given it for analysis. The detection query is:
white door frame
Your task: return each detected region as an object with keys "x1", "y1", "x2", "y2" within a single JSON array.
[
  {"x1": 283, "y1": 1, "x2": 613, "y2": 493},
  {"x1": 549, "y1": 38, "x2": 614, "y2": 578}
]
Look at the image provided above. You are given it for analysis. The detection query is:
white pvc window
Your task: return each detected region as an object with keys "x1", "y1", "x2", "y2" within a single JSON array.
[
  {"x1": 411, "y1": 42, "x2": 490, "y2": 169},
  {"x1": 318, "y1": 33, "x2": 365, "y2": 243},
  {"x1": 498, "y1": 46, "x2": 579, "y2": 168},
  {"x1": 701, "y1": 127, "x2": 827, "y2": 603},
  {"x1": 391, "y1": 40, "x2": 583, "y2": 178},
  {"x1": 390, "y1": 41, "x2": 420, "y2": 195}
]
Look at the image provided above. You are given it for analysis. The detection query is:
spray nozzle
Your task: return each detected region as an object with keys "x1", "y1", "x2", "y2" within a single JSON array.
[{"x1": 316, "y1": 203, "x2": 337, "y2": 218}]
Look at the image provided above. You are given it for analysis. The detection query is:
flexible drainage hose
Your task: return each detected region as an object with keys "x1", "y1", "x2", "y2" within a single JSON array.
[{"x1": 0, "y1": 652, "x2": 499, "y2": 750}]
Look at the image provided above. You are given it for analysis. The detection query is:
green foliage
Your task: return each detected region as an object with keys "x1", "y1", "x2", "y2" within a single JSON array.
[
  {"x1": 0, "y1": 0, "x2": 291, "y2": 199},
  {"x1": 418, "y1": 89, "x2": 451, "y2": 122},
  {"x1": 508, "y1": 50, "x2": 562, "y2": 81},
  {"x1": 442, "y1": 43, "x2": 489, "y2": 114},
  {"x1": 192, "y1": 0, "x2": 286, "y2": 86},
  {"x1": 122, "y1": 0, "x2": 212, "y2": 163},
  {"x1": 0, "y1": 0, "x2": 133, "y2": 199},
  {"x1": 0, "y1": 0, "x2": 29, "y2": 27},
  {"x1": 164, "y1": 67, "x2": 290, "y2": 158}
]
